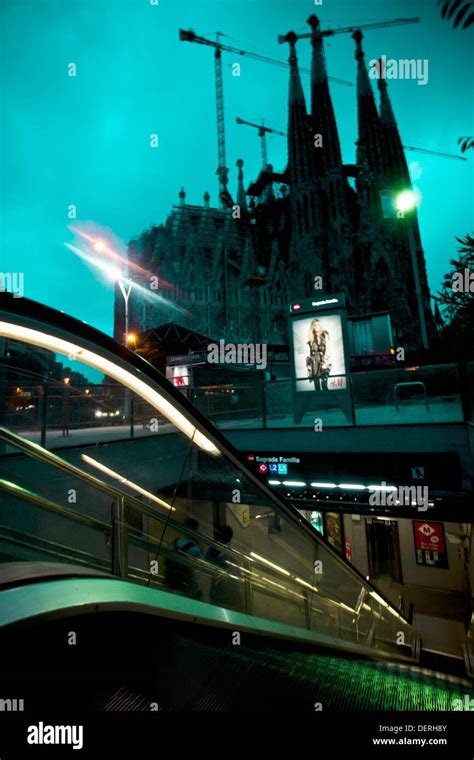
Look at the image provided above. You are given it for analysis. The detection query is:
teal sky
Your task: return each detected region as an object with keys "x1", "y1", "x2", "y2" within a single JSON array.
[{"x1": 1, "y1": 0, "x2": 473, "y2": 338}]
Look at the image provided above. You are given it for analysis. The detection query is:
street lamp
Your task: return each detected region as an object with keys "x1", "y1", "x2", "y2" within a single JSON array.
[
  {"x1": 104, "y1": 265, "x2": 135, "y2": 421},
  {"x1": 105, "y1": 266, "x2": 133, "y2": 347},
  {"x1": 395, "y1": 190, "x2": 429, "y2": 350},
  {"x1": 93, "y1": 239, "x2": 107, "y2": 254}
]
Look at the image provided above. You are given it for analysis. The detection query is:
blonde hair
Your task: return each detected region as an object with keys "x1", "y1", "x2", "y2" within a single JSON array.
[{"x1": 308, "y1": 319, "x2": 325, "y2": 343}]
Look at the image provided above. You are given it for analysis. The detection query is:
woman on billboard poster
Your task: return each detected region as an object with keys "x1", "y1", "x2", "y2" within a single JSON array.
[{"x1": 306, "y1": 318, "x2": 332, "y2": 390}]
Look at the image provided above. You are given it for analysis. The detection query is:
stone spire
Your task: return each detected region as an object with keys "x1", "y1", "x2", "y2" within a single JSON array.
[
  {"x1": 377, "y1": 70, "x2": 411, "y2": 189},
  {"x1": 283, "y1": 30, "x2": 324, "y2": 297},
  {"x1": 286, "y1": 32, "x2": 316, "y2": 185},
  {"x1": 352, "y1": 30, "x2": 388, "y2": 182},
  {"x1": 236, "y1": 159, "x2": 247, "y2": 210},
  {"x1": 307, "y1": 12, "x2": 352, "y2": 301},
  {"x1": 308, "y1": 14, "x2": 344, "y2": 177}
]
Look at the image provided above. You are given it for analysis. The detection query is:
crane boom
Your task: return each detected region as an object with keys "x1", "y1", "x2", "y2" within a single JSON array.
[
  {"x1": 179, "y1": 29, "x2": 352, "y2": 87},
  {"x1": 236, "y1": 117, "x2": 286, "y2": 168},
  {"x1": 402, "y1": 145, "x2": 467, "y2": 162},
  {"x1": 236, "y1": 115, "x2": 467, "y2": 167},
  {"x1": 236, "y1": 117, "x2": 285, "y2": 136},
  {"x1": 278, "y1": 17, "x2": 419, "y2": 43}
]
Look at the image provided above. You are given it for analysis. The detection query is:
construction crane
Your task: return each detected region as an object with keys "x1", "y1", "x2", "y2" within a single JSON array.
[
  {"x1": 179, "y1": 28, "x2": 353, "y2": 206},
  {"x1": 402, "y1": 145, "x2": 467, "y2": 162},
  {"x1": 277, "y1": 16, "x2": 420, "y2": 44},
  {"x1": 235, "y1": 118, "x2": 286, "y2": 169},
  {"x1": 237, "y1": 117, "x2": 468, "y2": 167}
]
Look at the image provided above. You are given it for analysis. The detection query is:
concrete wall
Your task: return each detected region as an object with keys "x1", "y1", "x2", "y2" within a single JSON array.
[
  {"x1": 343, "y1": 513, "x2": 469, "y2": 594},
  {"x1": 398, "y1": 518, "x2": 469, "y2": 592},
  {"x1": 343, "y1": 513, "x2": 369, "y2": 578}
]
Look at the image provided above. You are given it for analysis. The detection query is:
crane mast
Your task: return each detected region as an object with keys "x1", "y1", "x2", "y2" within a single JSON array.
[
  {"x1": 236, "y1": 117, "x2": 286, "y2": 168},
  {"x1": 214, "y1": 47, "x2": 229, "y2": 203}
]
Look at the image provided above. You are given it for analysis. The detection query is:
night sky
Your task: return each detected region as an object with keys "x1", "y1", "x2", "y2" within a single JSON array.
[{"x1": 1, "y1": 0, "x2": 473, "y2": 337}]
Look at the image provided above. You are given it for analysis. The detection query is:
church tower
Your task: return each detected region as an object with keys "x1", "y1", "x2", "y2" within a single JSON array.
[
  {"x1": 307, "y1": 14, "x2": 354, "y2": 301},
  {"x1": 285, "y1": 31, "x2": 324, "y2": 297},
  {"x1": 352, "y1": 30, "x2": 431, "y2": 349}
]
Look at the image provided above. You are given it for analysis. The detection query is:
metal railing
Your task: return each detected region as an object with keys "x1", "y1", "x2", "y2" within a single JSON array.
[
  {"x1": 463, "y1": 612, "x2": 474, "y2": 678},
  {"x1": 0, "y1": 362, "x2": 471, "y2": 447}
]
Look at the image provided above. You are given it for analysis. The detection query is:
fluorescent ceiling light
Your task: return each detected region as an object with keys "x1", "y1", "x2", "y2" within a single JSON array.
[
  {"x1": 310, "y1": 482, "x2": 337, "y2": 489},
  {"x1": 338, "y1": 484, "x2": 367, "y2": 490},
  {"x1": 282, "y1": 480, "x2": 306, "y2": 487},
  {"x1": 367, "y1": 484, "x2": 397, "y2": 491},
  {"x1": 0, "y1": 321, "x2": 219, "y2": 455},
  {"x1": 267, "y1": 480, "x2": 281, "y2": 486}
]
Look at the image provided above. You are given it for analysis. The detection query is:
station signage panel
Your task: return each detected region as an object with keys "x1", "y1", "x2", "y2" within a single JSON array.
[{"x1": 413, "y1": 521, "x2": 448, "y2": 568}]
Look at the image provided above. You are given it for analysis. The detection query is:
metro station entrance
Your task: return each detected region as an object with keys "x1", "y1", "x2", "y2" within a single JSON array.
[{"x1": 366, "y1": 518, "x2": 403, "y2": 583}]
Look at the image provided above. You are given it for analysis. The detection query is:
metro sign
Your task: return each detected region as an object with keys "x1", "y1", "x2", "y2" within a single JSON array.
[
  {"x1": 418, "y1": 523, "x2": 435, "y2": 537},
  {"x1": 413, "y1": 521, "x2": 448, "y2": 568}
]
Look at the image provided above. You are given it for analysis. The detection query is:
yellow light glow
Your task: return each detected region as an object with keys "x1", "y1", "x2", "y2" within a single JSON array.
[
  {"x1": 81, "y1": 454, "x2": 175, "y2": 511},
  {"x1": 126, "y1": 333, "x2": 136, "y2": 344},
  {"x1": 295, "y1": 577, "x2": 319, "y2": 593},
  {"x1": 369, "y1": 590, "x2": 390, "y2": 608},
  {"x1": 0, "y1": 321, "x2": 220, "y2": 455},
  {"x1": 93, "y1": 239, "x2": 107, "y2": 253},
  {"x1": 249, "y1": 551, "x2": 291, "y2": 577}
]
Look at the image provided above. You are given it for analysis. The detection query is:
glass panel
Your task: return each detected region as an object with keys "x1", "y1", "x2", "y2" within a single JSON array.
[{"x1": 0, "y1": 328, "x2": 417, "y2": 662}]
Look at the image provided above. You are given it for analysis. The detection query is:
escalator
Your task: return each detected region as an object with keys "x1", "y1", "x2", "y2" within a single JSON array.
[{"x1": 0, "y1": 293, "x2": 472, "y2": 711}]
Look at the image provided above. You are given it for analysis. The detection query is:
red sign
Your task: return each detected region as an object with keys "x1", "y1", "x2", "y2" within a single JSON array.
[
  {"x1": 413, "y1": 521, "x2": 448, "y2": 568},
  {"x1": 345, "y1": 539, "x2": 352, "y2": 563}
]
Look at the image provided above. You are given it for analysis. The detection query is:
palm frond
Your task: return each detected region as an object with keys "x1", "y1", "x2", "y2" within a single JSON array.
[
  {"x1": 457, "y1": 136, "x2": 474, "y2": 153},
  {"x1": 437, "y1": 0, "x2": 474, "y2": 28}
]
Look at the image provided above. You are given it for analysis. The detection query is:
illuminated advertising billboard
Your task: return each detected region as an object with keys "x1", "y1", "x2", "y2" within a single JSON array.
[
  {"x1": 165, "y1": 364, "x2": 191, "y2": 387},
  {"x1": 291, "y1": 312, "x2": 347, "y2": 392}
]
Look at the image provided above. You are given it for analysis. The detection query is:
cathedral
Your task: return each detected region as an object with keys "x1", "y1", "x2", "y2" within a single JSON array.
[{"x1": 114, "y1": 16, "x2": 434, "y2": 353}]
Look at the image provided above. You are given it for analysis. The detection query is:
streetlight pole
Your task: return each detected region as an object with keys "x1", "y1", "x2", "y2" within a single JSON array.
[
  {"x1": 395, "y1": 191, "x2": 429, "y2": 351},
  {"x1": 118, "y1": 279, "x2": 133, "y2": 346},
  {"x1": 406, "y1": 213, "x2": 429, "y2": 350},
  {"x1": 117, "y1": 277, "x2": 134, "y2": 425}
]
